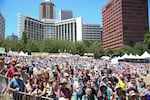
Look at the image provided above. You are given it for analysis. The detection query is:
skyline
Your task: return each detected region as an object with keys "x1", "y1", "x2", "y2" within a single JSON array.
[{"x1": 0, "y1": 0, "x2": 150, "y2": 38}]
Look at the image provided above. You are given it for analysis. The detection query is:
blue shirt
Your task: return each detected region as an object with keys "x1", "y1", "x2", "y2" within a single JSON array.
[
  {"x1": 145, "y1": 94, "x2": 150, "y2": 100},
  {"x1": 8, "y1": 79, "x2": 25, "y2": 92},
  {"x1": 106, "y1": 88, "x2": 111, "y2": 100},
  {"x1": 8, "y1": 79, "x2": 25, "y2": 99}
]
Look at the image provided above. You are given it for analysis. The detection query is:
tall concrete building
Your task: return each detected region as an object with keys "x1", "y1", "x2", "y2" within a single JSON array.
[
  {"x1": 102, "y1": 0, "x2": 149, "y2": 49},
  {"x1": 7, "y1": 33, "x2": 18, "y2": 40},
  {"x1": 18, "y1": 0, "x2": 101, "y2": 42},
  {"x1": 0, "y1": 13, "x2": 5, "y2": 38},
  {"x1": 59, "y1": 10, "x2": 73, "y2": 20},
  {"x1": 56, "y1": 17, "x2": 82, "y2": 42},
  {"x1": 82, "y1": 24, "x2": 101, "y2": 41},
  {"x1": 18, "y1": 13, "x2": 44, "y2": 41},
  {"x1": 39, "y1": 0, "x2": 55, "y2": 20},
  {"x1": 18, "y1": 13, "x2": 82, "y2": 42}
]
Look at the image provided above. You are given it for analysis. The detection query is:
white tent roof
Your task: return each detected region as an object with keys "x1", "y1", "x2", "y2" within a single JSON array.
[
  {"x1": 119, "y1": 53, "x2": 129, "y2": 59},
  {"x1": 7, "y1": 50, "x2": 13, "y2": 56},
  {"x1": 127, "y1": 53, "x2": 136, "y2": 59},
  {"x1": 7, "y1": 50, "x2": 19, "y2": 56},
  {"x1": 19, "y1": 51, "x2": 28, "y2": 56},
  {"x1": 101, "y1": 56, "x2": 110, "y2": 60},
  {"x1": 111, "y1": 57, "x2": 120, "y2": 64},
  {"x1": 140, "y1": 51, "x2": 150, "y2": 58}
]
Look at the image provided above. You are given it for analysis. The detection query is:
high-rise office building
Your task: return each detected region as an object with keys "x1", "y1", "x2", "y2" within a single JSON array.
[
  {"x1": 102, "y1": 0, "x2": 149, "y2": 49},
  {"x1": 82, "y1": 24, "x2": 101, "y2": 41},
  {"x1": 39, "y1": 0, "x2": 55, "y2": 20},
  {"x1": 56, "y1": 17, "x2": 82, "y2": 42},
  {"x1": 7, "y1": 33, "x2": 18, "y2": 40},
  {"x1": 18, "y1": 13, "x2": 82, "y2": 42},
  {"x1": 18, "y1": 0, "x2": 100, "y2": 42},
  {"x1": 59, "y1": 10, "x2": 73, "y2": 20},
  {"x1": 0, "y1": 13, "x2": 5, "y2": 38},
  {"x1": 18, "y1": 13, "x2": 44, "y2": 41}
]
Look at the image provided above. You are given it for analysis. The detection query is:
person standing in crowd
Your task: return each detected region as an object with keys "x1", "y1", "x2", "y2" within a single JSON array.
[
  {"x1": 82, "y1": 87, "x2": 98, "y2": 100},
  {"x1": 97, "y1": 85, "x2": 107, "y2": 100},
  {"x1": 57, "y1": 80, "x2": 72, "y2": 100},
  {"x1": 31, "y1": 81, "x2": 45, "y2": 99},
  {"x1": 113, "y1": 86, "x2": 123, "y2": 100},
  {"x1": 48, "y1": 81, "x2": 58, "y2": 99},
  {"x1": 5, "y1": 60, "x2": 18, "y2": 78},
  {"x1": 83, "y1": 69, "x2": 90, "y2": 84},
  {"x1": 82, "y1": 81, "x2": 97, "y2": 96},
  {"x1": 138, "y1": 78, "x2": 146, "y2": 88},
  {"x1": 63, "y1": 73, "x2": 71, "y2": 90},
  {"x1": 91, "y1": 77, "x2": 99, "y2": 94},
  {"x1": 25, "y1": 77, "x2": 33, "y2": 94},
  {"x1": 73, "y1": 77, "x2": 84, "y2": 99},
  {"x1": 8, "y1": 72, "x2": 25, "y2": 100},
  {"x1": 100, "y1": 76, "x2": 108, "y2": 87},
  {"x1": 127, "y1": 77, "x2": 138, "y2": 93},
  {"x1": 21, "y1": 62, "x2": 29, "y2": 84},
  {"x1": 117, "y1": 75, "x2": 126, "y2": 91},
  {"x1": 129, "y1": 91, "x2": 139, "y2": 100},
  {"x1": 106, "y1": 81, "x2": 114, "y2": 100},
  {"x1": 145, "y1": 84, "x2": 150, "y2": 100}
]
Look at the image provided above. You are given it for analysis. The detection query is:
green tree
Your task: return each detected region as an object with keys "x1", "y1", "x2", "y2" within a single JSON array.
[
  {"x1": 75, "y1": 41, "x2": 86, "y2": 56},
  {"x1": 144, "y1": 32, "x2": 150, "y2": 50},
  {"x1": 113, "y1": 48, "x2": 123, "y2": 56},
  {"x1": 88, "y1": 41, "x2": 104, "y2": 58},
  {"x1": 119, "y1": 45, "x2": 133, "y2": 54},
  {"x1": 0, "y1": 38, "x2": 5, "y2": 47},
  {"x1": 105, "y1": 49, "x2": 113, "y2": 57},
  {"x1": 25, "y1": 39, "x2": 39, "y2": 53},
  {"x1": 133, "y1": 42, "x2": 148, "y2": 55},
  {"x1": 22, "y1": 31, "x2": 28, "y2": 44}
]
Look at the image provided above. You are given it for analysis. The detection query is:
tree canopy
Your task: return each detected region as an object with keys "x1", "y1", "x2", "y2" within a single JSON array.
[{"x1": 0, "y1": 31, "x2": 149, "y2": 58}]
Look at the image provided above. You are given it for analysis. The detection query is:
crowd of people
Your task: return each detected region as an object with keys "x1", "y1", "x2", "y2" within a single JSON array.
[{"x1": 0, "y1": 56, "x2": 150, "y2": 100}]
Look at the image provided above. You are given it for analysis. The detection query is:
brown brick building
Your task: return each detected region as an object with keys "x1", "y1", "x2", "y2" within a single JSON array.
[
  {"x1": 40, "y1": 1, "x2": 55, "y2": 20},
  {"x1": 102, "y1": 0, "x2": 149, "y2": 49}
]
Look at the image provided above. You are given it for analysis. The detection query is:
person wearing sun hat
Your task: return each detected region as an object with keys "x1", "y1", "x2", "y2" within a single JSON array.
[
  {"x1": 129, "y1": 91, "x2": 139, "y2": 100},
  {"x1": 100, "y1": 76, "x2": 108, "y2": 87},
  {"x1": 97, "y1": 85, "x2": 107, "y2": 100},
  {"x1": 113, "y1": 85, "x2": 124, "y2": 100},
  {"x1": 57, "y1": 80, "x2": 72, "y2": 99},
  {"x1": 106, "y1": 81, "x2": 114, "y2": 100},
  {"x1": 63, "y1": 73, "x2": 71, "y2": 90}
]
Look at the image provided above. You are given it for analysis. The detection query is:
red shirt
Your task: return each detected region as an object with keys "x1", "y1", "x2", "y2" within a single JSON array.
[{"x1": 7, "y1": 67, "x2": 18, "y2": 78}]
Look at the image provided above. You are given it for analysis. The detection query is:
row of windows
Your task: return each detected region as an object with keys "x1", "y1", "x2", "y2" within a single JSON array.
[
  {"x1": 103, "y1": 40, "x2": 123, "y2": 49},
  {"x1": 103, "y1": 11, "x2": 122, "y2": 27},
  {"x1": 103, "y1": 20, "x2": 122, "y2": 33},
  {"x1": 103, "y1": 0, "x2": 121, "y2": 13},
  {"x1": 103, "y1": 7, "x2": 121, "y2": 22},
  {"x1": 103, "y1": 33, "x2": 122, "y2": 43}
]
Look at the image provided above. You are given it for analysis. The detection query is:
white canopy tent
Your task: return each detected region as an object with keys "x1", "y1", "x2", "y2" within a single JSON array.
[
  {"x1": 7, "y1": 50, "x2": 19, "y2": 56},
  {"x1": 7, "y1": 50, "x2": 13, "y2": 56},
  {"x1": 140, "y1": 51, "x2": 150, "y2": 59},
  {"x1": 119, "y1": 53, "x2": 129, "y2": 59},
  {"x1": 126, "y1": 53, "x2": 136, "y2": 59},
  {"x1": 101, "y1": 56, "x2": 110, "y2": 60},
  {"x1": 18, "y1": 51, "x2": 28, "y2": 57},
  {"x1": 111, "y1": 56, "x2": 121, "y2": 64}
]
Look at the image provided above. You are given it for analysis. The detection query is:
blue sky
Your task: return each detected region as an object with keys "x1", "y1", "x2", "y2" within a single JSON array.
[{"x1": 0, "y1": 0, "x2": 149, "y2": 38}]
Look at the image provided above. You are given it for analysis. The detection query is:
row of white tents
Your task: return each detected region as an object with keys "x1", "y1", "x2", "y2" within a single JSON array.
[
  {"x1": 7, "y1": 50, "x2": 28, "y2": 57},
  {"x1": 118, "y1": 51, "x2": 150, "y2": 59},
  {"x1": 111, "y1": 51, "x2": 150, "y2": 64}
]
